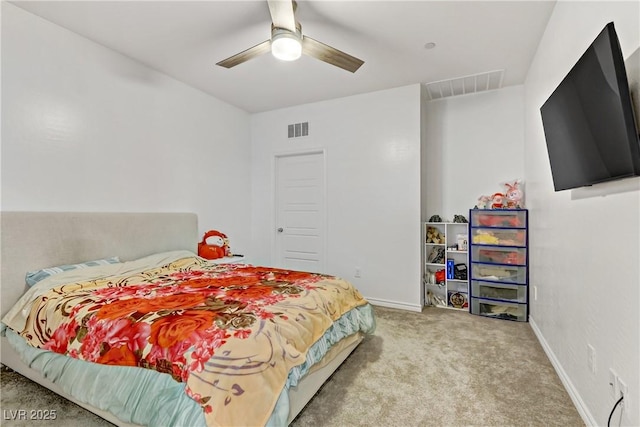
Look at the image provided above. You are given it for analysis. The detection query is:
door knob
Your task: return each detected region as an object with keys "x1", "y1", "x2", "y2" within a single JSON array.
[{"x1": 277, "y1": 227, "x2": 284, "y2": 232}]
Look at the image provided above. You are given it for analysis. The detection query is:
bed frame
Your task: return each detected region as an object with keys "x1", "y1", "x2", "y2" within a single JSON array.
[{"x1": 0, "y1": 212, "x2": 362, "y2": 426}]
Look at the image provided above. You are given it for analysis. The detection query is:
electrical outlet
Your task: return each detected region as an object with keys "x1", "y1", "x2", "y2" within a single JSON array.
[
  {"x1": 609, "y1": 369, "x2": 618, "y2": 399},
  {"x1": 617, "y1": 377, "x2": 628, "y2": 409},
  {"x1": 534, "y1": 285, "x2": 538, "y2": 300},
  {"x1": 587, "y1": 344, "x2": 596, "y2": 374},
  {"x1": 354, "y1": 267, "x2": 361, "y2": 278}
]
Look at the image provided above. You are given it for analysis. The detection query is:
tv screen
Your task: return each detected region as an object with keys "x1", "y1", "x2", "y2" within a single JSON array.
[{"x1": 540, "y1": 22, "x2": 640, "y2": 191}]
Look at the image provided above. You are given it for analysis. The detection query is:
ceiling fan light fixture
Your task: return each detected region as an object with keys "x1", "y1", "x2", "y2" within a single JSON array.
[
  {"x1": 217, "y1": 1, "x2": 363, "y2": 72},
  {"x1": 271, "y1": 29, "x2": 302, "y2": 61}
]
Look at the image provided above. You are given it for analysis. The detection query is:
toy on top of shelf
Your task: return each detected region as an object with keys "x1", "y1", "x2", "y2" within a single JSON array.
[
  {"x1": 473, "y1": 179, "x2": 526, "y2": 210},
  {"x1": 453, "y1": 214, "x2": 468, "y2": 223},
  {"x1": 475, "y1": 195, "x2": 491, "y2": 209},
  {"x1": 504, "y1": 180, "x2": 524, "y2": 208},
  {"x1": 491, "y1": 193, "x2": 506, "y2": 209},
  {"x1": 428, "y1": 215, "x2": 443, "y2": 222}
]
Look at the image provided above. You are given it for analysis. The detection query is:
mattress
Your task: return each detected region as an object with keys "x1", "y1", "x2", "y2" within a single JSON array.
[{"x1": 2, "y1": 250, "x2": 376, "y2": 426}]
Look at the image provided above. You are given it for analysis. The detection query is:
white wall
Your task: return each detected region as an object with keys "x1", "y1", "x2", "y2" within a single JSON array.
[
  {"x1": 422, "y1": 86, "x2": 525, "y2": 220},
  {"x1": 251, "y1": 85, "x2": 423, "y2": 311},
  {"x1": 524, "y1": 2, "x2": 640, "y2": 426},
  {"x1": 1, "y1": 3, "x2": 253, "y2": 252}
]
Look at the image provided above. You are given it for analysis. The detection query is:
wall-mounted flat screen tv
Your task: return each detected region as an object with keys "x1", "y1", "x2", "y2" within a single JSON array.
[{"x1": 540, "y1": 22, "x2": 640, "y2": 191}]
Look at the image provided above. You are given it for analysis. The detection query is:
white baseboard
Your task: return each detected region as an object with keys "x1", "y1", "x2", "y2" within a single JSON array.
[
  {"x1": 529, "y1": 316, "x2": 597, "y2": 426},
  {"x1": 366, "y1": 297, "x2": 423, "y2": 312}
]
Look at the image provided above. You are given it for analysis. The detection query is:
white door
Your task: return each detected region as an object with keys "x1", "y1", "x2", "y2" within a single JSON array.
[{"x1": 275, "y1": 151, "x2": 326, "y2": 273}]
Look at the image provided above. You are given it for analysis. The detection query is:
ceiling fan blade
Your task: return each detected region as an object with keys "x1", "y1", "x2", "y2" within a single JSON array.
[
  {"x1": 267, "y1": 0, "x2": 297, "y2": 32},
  {"x1": 302, "y1": 36, "x2": 364, "y2": 73},
  {"x1": 216, "y1": 40, "x2": 271, "y2": 69}
]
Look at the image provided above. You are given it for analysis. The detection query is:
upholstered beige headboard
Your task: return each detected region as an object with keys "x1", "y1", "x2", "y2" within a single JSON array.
[{"x1": 0, "y1": 212, "x2": 198, "y2": 317}]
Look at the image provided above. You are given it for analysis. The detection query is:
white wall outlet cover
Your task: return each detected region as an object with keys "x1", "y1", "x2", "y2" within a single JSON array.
[
  {"x1": 354, "y1": 267, "x2": 362, "y2": 278},
  {"x1": 609, "y1": 368, "x2": 618, "y2": 399},
  {"x1": 617, "y1": 376, "x2": 628, "y2": 404}
]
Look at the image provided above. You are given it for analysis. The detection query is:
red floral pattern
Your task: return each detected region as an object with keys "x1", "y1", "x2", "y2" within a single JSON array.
[{"x1": 20, "y1": 257, "x2": 367, "y2": 427}]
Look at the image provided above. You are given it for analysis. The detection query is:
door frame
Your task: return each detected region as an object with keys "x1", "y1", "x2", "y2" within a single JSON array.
[{"x1": 272, "y1": 148, "x2": 328, "y2": 271}]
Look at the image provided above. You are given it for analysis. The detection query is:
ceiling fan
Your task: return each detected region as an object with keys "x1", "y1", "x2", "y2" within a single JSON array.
[{"x1": 216, "y1": 0, "x2": 364, "y2": 73}]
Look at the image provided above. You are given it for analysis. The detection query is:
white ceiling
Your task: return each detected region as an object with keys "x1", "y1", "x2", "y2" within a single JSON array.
[{"x1": 12, "y1": 0, "x2": 556, "y2": 113}]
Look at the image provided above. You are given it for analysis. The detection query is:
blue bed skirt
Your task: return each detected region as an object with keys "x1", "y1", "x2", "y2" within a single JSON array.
[{"x1": 3, "y1": 303, "x2": 375, "y2": 426}]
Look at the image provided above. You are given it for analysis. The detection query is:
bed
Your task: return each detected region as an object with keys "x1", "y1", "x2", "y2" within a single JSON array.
[{"x1": 0, "y1": 212, "x2": 375, "y2": 426}]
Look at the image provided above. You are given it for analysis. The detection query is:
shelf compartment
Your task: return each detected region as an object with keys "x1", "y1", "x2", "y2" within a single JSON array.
[
  {"x1": 448, "y1": 290, "x2": 468, "y2": 309},
  {"x1": 470, "y1": 210, "x2": 527, "y2": 228},
  {"x1": 426, "y1": 245, "x2": 446, "y2": 264},
  {"x1": 447, "y1": 280, "x2": 469, "y2": 293},
  {"x1": 425, "y1": 224, "x2": 446, "y2": 244},
  {"x1": 471, "y1": 297, "x2": 527, "y2": 322},
  {"x1": 471, "y1": 246, "x2": 527, "y2": 265},
  {"x1": 471, "y1": 262, "x2": 526, "y2": 285},
  {"x1": 425, "y1": 285, "x2": 448, "y2": 307},
  {"x1": 471, "y1": 228, "x2": 526, "y2": 247},
  {"x1": 471, "y1": 281, "x2": 527, "y2": 303}
]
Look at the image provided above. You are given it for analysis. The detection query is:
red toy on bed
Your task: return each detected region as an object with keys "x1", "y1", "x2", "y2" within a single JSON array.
[{"x1": 197, "y1": 230, "x2": 231, "y2": 259}]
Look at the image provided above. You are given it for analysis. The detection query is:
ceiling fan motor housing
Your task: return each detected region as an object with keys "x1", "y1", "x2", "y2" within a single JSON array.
[{"x1": 271, "y1": 24, "x2": 303, "y2": 61}]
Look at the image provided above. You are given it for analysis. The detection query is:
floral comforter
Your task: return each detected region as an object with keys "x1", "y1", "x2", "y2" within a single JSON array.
[{"x1": 16, "y1": 255, "x2": 370, "y2": 426}]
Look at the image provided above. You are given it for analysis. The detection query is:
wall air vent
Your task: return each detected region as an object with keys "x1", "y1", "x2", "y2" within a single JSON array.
[
  {"x1": 288, "y1": 122, "x2": 309, "y2": 138},
  {"x1": 424, "y1": 70, "x2": 504, "y2": 100}
]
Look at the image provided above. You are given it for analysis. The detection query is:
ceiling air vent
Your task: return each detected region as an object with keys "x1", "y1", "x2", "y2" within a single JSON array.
[
  {"x1": 424, "y1": 70, "x2": 504, "y2": 100},
  {"x1": 288, "y1": 122, "x2": 309, "y2": 138}
]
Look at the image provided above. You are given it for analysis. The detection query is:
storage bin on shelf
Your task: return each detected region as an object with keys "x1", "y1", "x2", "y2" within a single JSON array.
[
  {"x1": 471, "y1": 298, "x2": 527, "y2": 322},
  {"x1": 470, "y1": 209, "x2": 527, "y2": 228},
  {"x1": 471, "y1": 281, "x2": 527, "y2": 303},
  {"x1": 471, "y1": 246, "x2": 527, "y2": 265},
  {"x1": 471, "y1": 263, "x2": 527, "y2": 285},
  {"x1": 471, "y1": 228, "x2": 527, "y2": 246}
]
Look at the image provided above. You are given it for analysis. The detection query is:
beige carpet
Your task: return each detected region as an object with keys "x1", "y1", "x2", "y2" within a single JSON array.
[
  {"x1": 1, "y1": 305, "x2": 583, "y2": 426},
  {"x1": 291, "y1": 306, "x2": 583, "y2": 426}
]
